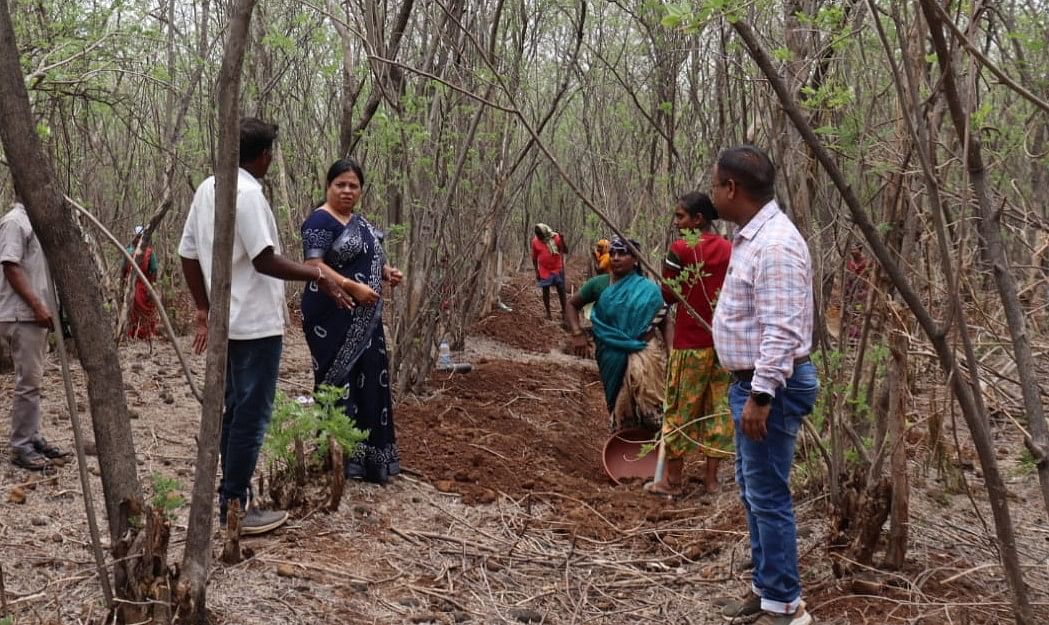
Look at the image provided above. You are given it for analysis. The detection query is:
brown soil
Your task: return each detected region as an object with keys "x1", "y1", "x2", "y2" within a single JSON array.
[
  {"x1": 400, "y1": 356, "x2": 743, "y2": 541},
  {"x1": 406, "y1": 262, "x2": 737, "y2": 542},
  {"x1": 470, "y1": 260, "x2": 586, "y2": 353}
]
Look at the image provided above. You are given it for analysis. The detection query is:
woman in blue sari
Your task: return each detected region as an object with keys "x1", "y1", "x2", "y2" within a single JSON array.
[
  {"x1": 301, "y1": 159, "x2": 404, "y2": 484},
  {"x1": 566, "y1": 238, "x2": 670, "y2": 432}
]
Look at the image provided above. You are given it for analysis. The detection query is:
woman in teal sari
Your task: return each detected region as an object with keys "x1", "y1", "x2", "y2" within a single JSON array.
[{"x1": 566, "y1": 238, "x2": 671, "y2": 432}]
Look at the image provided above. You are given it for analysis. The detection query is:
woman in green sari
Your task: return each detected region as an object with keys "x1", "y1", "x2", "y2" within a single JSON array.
[{"x1": 566, "y1": 238, "x2": 671, "y2": 432}]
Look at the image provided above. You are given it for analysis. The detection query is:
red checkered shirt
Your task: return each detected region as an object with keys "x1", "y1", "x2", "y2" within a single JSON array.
[{"x1": 712, "y1": 200, "x2": 813, "y2": 396}]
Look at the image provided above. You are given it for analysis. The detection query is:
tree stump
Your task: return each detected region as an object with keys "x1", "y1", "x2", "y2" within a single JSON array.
[
  {"x1": 291, "y1": 437, "x2": 306, "y2": 508},
  {"x1": 113, "y1": 506, "x2": 173, "y2": 624},
  {"x1": 830, "y1": 469, "x2": 892, "y2": 570},
  {"x1": 329, "y1": 439, "x2": 345, "y2": 512},
  {"x1": 850, "y1": 477, "x2": 892, "y2": 566},
  {"x1": 221, "y1": 499, "x2": 242, "y2": 565}
]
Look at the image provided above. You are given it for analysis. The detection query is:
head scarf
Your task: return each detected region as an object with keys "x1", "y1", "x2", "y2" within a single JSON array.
[
  {"x1": 609, "y1": 237, "x2": 641, "y2": 257},
  {"x1": 609, "y1": 237, "x2": 644, "y2": 274},
  {"x1": 535, "y1": 223, "x2": 559, "y2": 256}
]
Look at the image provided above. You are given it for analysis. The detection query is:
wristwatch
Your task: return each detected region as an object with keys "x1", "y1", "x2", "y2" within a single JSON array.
[{"x1": 750, "y1": 391, "x2": 772, "y2": 406}]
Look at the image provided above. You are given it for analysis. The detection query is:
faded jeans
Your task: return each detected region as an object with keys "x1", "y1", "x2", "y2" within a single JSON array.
[
  {"x1": 1, "y1": 322, "x2": 48, "y2": 453},
  {"x1": 729, "y1": 361, "x2": 819, "y2": 614},
  {"x1": 220, "y1": 335, "x2": 282, "y2": 513}
]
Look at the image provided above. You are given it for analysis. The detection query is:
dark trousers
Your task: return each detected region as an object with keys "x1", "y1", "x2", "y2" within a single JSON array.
[{"x1": 220, "y1": 335, "x2": 282, "y2": 511}]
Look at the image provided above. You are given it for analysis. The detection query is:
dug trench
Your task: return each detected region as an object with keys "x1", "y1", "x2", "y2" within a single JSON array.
[{"x1": 402, "y1": 268, "x2": 743, "y2": 540}]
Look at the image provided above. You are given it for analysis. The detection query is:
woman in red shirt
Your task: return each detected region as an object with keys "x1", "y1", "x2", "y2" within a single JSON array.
[
  {"x1": 531, "y1": 223, "x2": 569, "y2": 321},
  {"x1": 650, "y1": 192, "x2": 732, "y2": 496}
]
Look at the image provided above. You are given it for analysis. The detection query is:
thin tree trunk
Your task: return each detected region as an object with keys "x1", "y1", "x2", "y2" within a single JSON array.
[
  {"x1": 346, "y1": 0, "x2": 417, "y2": 155},
  {"x1": 176, "y1": 1, "x2": 258, "y2": 622},
  {"x1": 329, "y1": 0, "x2": 362, "y2": 156},
  {"x1": 52, "y1": 288, "x2": 113, "y2": 610},
  {"x1": 885, "y1": 329, "x2": 909, "y2": 569}
]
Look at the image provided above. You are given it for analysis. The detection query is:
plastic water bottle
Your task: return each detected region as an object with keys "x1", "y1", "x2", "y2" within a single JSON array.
[{"x1": 438, "y1": 340, "x2": 452, "y2": 368}]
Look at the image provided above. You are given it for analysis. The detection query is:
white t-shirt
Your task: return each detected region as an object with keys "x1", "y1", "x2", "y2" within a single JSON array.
[{"x1": 178, "y1": 168, "x2": 286, "y2": 340}]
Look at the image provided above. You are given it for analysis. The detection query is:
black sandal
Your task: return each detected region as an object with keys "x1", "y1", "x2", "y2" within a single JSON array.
[
  {"x1": 12, "y1": 449, "x2": 50, "y2": 471},
  {"x1": 34, "y1": 438, "x2": 71, "y2": 459}
]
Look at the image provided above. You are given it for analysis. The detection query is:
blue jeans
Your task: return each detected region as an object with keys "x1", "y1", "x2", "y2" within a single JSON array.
[
  {"x1": 729, "y1": 361, "x2": 818, "y2": 614},
  {"x1": 220, "y1": 335, "x2": 282, "y2": 512}
]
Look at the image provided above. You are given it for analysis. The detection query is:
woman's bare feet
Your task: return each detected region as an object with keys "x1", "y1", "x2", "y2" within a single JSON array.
[{"x1": 704, "y1": 457, "x2": 721, "y2": 494}]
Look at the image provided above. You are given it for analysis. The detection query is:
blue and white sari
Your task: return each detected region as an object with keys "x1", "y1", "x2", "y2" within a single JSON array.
[{"x1": 302, "y1": 210, "x2": 400, "y2": 483}]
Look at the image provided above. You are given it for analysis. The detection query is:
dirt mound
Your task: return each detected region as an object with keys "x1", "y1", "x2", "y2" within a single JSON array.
[
  {"x1": 398, "y1": 356, "x2": 735, "y2": 542},
  {"x1": 399, "y1": 357, "x2": 604, "y2": 497},
  {"x1": 471, "y1": 258, "x2": 588, "y2": 353},
  {"x1": 401, "y1": 261, "x2": 749, "y2": 542}
]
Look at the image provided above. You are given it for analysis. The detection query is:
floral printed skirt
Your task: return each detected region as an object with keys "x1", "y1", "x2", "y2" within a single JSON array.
[{"x1": 662, "y1": 347, "x2": 733, "y2": 460}]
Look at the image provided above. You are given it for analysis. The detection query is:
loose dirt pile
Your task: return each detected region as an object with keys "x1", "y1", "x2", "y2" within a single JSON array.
[
  {"x1": 403, "y1": 265, "x2": 738, "y2": 536},
  {"x1": 399, "y1": 355, "x2": 745, "y2": 541},
  {"x1": 470, "y1": 257, "x2": 588, "y2": 353}
]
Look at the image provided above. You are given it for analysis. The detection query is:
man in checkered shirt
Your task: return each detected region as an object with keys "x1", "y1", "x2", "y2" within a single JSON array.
[{"x1": 711, "y1": 146, "x2": 819, "y2": 625}]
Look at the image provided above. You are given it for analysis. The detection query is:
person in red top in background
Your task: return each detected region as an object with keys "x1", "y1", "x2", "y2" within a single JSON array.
[
  {"x1": 531, "y1": 223, "x2": 569, "y2": 322},
  {"x1": 648, "y1": 192, "x2": 732, "y2": 496},
  {"x1": 843, "y1": 246, "x2": 870, "y2": 341},
  {"x1": 124, "y1": 227, "x2": 159, "y2": 340}
]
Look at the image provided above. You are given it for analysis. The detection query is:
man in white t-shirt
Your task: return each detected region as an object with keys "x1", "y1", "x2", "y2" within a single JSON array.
[{"x1": 179, "y1": 118, "x2": 351, "y2": 535}]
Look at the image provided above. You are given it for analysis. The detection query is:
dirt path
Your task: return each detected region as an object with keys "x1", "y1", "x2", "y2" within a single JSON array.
[{"x1": 1, "y1": 267, "x2": 1047, "y2": 624}]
